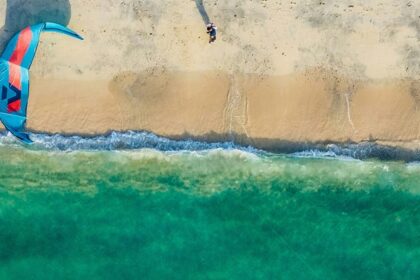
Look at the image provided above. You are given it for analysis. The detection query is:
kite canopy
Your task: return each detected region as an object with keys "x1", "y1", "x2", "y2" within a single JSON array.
[{"x1": 0, "y1": 22, "x2": 82, "y2": 143}]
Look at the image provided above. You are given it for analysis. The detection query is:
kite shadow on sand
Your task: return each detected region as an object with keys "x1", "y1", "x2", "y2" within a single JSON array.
[
  {"x1": 195, "y1": 0, "x2": 211, "y2": 25},
  {"x1": 0, "y1": 0, "x2": 71, "y2": 50}
]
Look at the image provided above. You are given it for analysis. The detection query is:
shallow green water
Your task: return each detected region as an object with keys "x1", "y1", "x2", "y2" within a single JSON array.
[{"x1": 0, "y1": 147, "x2": 419, "y2": 279}]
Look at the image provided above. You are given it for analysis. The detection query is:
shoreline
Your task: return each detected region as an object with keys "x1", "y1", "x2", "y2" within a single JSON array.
[{"x1": 1, "y1": 130, "x2": 420, "y2": 162}]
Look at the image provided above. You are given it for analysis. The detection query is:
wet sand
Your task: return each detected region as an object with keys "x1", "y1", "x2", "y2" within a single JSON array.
[{"x1": 27, "y1": 70, "x2": 420, "y2": 151}]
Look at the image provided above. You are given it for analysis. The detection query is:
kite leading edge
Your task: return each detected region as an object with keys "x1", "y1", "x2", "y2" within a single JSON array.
[{"x1": 0, "y1": 22, "x2": 83, "y2": 143}]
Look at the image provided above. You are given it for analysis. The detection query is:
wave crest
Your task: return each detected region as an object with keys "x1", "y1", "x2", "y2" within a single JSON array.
[
  {"x1": 0, "y1": 131, "x2": 258, "y2": 152},
  {"x1": 0, "y1": 131, "x2": 419, "y2": 161}
]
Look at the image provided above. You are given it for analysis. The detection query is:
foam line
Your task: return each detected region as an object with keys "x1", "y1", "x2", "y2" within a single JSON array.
[{"x1": 0, "y1": 131, "x2": 419, "y2": 161}]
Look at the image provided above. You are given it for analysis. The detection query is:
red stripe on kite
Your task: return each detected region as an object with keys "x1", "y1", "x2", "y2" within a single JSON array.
[
  {"x1": 8, "y1": 63, "x2": 22, "y2": 112},
  {"x1": 8, "y1": 99, "x2": 21, "y2": 113},
  {"x1": 9, "y1": 27, "x2": 33, "y2": 66},
  {"x1": 8, "y1": 63, "x2": 21, "y2": 91}
]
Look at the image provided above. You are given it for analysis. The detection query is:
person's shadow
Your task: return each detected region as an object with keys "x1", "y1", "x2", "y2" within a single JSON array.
[
  {"x1": 0, "y1": 0, "x2": 71, "y2": 51},
  {"x1": 195, "y1": 0, "x2": 210, "y2": 25}
]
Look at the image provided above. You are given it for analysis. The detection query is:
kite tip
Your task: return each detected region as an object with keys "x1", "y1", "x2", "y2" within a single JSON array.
[
  {"x1": 75, "y1": 34, "x2": 84, "y2": 40},
  {"x1": 43, "y1": 22, "x2": 84, "y2": 41}
]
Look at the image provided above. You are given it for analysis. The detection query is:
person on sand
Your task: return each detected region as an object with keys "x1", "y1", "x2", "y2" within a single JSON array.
[{"x1": 206, "y1": 23, "x2": 217, "y2": 43}]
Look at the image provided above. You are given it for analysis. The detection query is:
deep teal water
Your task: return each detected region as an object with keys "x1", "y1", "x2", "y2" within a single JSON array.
[{"x1": 0, "y1": 146, "x2": 419, "y2": 279}]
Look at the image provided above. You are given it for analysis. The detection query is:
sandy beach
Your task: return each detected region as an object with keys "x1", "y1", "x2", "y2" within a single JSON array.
[{"x1": 0, "y1": 0, "x2": 419, "y2": 150}]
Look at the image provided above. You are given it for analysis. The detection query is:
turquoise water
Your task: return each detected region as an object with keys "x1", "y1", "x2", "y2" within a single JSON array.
[{"x1": 0, "y1": 145, "x2": 419, "y2": 279}]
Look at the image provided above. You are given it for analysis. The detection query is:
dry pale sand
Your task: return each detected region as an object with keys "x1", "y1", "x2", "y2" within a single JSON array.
[{"x1": 0, "y1": 0, "x2": 419, "y2": 150}]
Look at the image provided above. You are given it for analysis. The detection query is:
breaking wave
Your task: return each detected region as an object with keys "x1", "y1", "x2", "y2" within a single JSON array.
[
  {"x1": 0, "y1": 131, "x2": 260, "y2": 153},
  {"x1": 0, "y1": 131, "x2": 419, "y2": 161}
]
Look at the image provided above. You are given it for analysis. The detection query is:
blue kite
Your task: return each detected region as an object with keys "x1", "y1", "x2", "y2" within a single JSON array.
[{"x1": 0, "y1": 22, "x2": 82, "y2": 143}]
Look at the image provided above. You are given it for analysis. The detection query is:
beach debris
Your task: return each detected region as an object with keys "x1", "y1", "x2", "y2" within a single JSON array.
[{"x1": 0, "y1": 22, "x2": 83, "y2": 143}]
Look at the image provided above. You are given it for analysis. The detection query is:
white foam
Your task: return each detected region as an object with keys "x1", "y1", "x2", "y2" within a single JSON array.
[
  {"x1": 0, "y1": 131, "x2": 418, "y2": 162},
  {"x1": 290, "y1": 149, "x2": 358, "y2": 161},
  {"x1": 0, "y1": 131, "x2": 261, "y2": 153}
]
